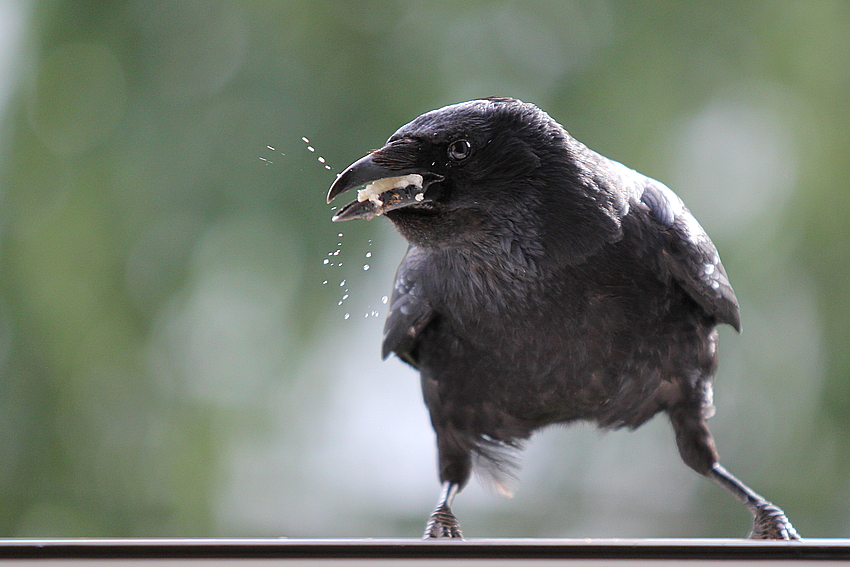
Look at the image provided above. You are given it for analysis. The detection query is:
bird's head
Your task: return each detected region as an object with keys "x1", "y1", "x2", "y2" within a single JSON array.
[{"x1": 327, "y1": 97, "x2": 624, "y2": 261}]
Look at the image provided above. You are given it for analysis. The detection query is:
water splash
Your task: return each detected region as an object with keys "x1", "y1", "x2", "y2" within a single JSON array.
[
  {"x1": 259, "y1": 143, "x2": 287, "y2": 165},
  {"x1": 320, "y1": 226, "x2": 387, "y2": 320},
  {"x1": 302, "y1": 135, "x2": 333, "y2": 170}
]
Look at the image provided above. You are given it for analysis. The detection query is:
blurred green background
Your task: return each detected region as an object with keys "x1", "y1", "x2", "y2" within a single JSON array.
[{"x1": 0, "y1": 0, "x2": 848, "y2": 539}]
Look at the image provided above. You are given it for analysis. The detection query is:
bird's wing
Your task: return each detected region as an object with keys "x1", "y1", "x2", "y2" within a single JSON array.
[
  {"x1": 638, "y1": 178, "x2": 741, "y2": 332},
  {"x1": 381, "y1": 246, "x2": 436, "y2": 366}
]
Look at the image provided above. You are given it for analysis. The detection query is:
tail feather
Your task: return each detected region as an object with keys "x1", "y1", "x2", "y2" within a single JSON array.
[{"x1": 473, "y1": 435, "x2": 523, "y2": 498}]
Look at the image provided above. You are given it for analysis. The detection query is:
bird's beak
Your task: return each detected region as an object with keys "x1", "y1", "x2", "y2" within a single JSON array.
[{"x1": 327, "y1": 141, "x2": 443, "y2": 222}]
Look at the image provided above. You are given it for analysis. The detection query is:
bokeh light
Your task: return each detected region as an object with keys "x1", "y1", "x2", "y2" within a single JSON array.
[{"x1": 1, "y1": 0, "x2": 849, "y2": 539}]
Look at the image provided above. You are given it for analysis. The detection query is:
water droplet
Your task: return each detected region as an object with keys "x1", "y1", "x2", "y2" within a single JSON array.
[
  {"x1": 338, "y1": 233, "x2": 343, "y2": 238},
  {"x1": 363, "y1": 264, "x2": 370, "y2": 271},
  {"x1": 307, "y1": 146, "x2": 315, "y2": 152},
  {"x1": 365, "y1": 252, "x2": 372, "y2": 258},
  {"x1": 267, "y1": 145, "x2": 275, "y2": 151},
  {"x1": 342, "y1": 294, "x2": 349, "y2": 300},
  {"x1": 318, "y1": 156, "x2": 326, "y2": 163},
  {"x1": 381, "y1": 296, "x2": 389, "y2": 304},
  {"x1": 301, "y1": 136, "x2": 310, "y2": 143},
  {"x1": 325, "y1": 165, "x2": 332, "y2": 170},
  {"x1": 344, "y1": 313, "x2": 350, "y2": 320},
  {"x1": 333, "y1": 250, "x2": 340, "y2": 256},
  {"x1": 340, "y1": 280, "x2": 346, "y2": 286},
  {"x1": 323, "y1": 259, "x2": 329, "y2": 265},
  {"x1": 337, "y1": 301, "x2": 343, "y2": 306},
  {"x1": 322, "y1": 280, "x2": 328, "y2": 285},
  {"x1": 338, "y1": 262, "x2": 343, "y2": 267}
]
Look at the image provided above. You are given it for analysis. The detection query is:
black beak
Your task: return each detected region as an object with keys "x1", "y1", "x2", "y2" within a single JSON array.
[{"x1": 326, "y1": 141, "x2": 443, "y2": 222}]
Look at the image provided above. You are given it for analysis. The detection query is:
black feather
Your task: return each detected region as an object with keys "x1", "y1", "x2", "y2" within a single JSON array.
[{"x1": 328, "y1": 97, "x2": 797, "y2": 539}]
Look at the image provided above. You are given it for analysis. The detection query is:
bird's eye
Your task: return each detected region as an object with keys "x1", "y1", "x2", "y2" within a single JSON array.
[{"x1": 447, "y1": 139, "x2": 472, "y2": 161}]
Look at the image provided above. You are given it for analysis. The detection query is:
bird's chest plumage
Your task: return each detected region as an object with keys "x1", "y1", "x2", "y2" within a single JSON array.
[{"x1": 415, "y1": 244, "x2": 710, "y2": 430}]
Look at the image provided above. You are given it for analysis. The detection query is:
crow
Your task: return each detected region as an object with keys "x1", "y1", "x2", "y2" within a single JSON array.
[{"x1": 326, "y1": 97, "x2": 799, "y2": 540}]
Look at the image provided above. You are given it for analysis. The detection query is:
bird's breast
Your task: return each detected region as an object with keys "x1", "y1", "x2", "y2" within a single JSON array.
[{"x1": 413, "y1": 248, "x2": 714, "y2": 429}]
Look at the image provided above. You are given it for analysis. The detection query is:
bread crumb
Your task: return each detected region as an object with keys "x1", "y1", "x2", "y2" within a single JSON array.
[{"x1": 358, "y1": 174, "x2": 424, "y2": 207}]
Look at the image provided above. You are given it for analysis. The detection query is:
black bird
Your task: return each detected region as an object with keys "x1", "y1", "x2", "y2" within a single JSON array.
[{"x1": 326, "y1": 97, "x2": 799, "y2": 540}]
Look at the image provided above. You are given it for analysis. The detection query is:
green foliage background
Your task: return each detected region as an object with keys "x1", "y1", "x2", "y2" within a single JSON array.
[{"x1": 0, "y1": 0, "x2": 848, "y2": 538}]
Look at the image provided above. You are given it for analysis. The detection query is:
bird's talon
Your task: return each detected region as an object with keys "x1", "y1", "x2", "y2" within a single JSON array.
[
  {"x1": 750, "y1": 503, "x2": 801, "y2": 540},
  {"x1": 423, "y1": 504, "x2": 463, "y2": 539}
]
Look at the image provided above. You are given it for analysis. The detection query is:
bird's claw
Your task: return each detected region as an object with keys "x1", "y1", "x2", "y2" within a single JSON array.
[
  {"x1": 749, "y1": 503, "x2": 801, "y2": 540},
  {"x1": 423, "y1": 504, "x2": 463, "y2": 539}
]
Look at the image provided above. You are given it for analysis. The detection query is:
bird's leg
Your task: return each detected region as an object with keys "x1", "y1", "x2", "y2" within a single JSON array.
[
  {"x1": 670, "y1": 407, "x2": 800, "y2": 539},
  {"x1": 709, "y1": 463, "x2": 800, "y2": 540},
  {"x1": 423, "y1": 481, "x2": 463, "y2": 539}
]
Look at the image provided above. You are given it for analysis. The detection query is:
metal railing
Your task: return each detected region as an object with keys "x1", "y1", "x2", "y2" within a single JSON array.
[{"x1": 1, "y1": 538, "x2": 848, "y2": 564}]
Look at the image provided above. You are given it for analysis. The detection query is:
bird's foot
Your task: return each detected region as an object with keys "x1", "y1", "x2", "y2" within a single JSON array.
[
  {"x1": 423, "y1": 503, "x2": 463, "y2": 539},
  {"x1": 749, "y1": 503, "x2": 801, "y2": 540}
]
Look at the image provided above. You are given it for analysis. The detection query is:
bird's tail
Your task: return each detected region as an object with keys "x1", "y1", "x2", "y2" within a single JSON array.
[{"x1": 473, "y1": 435, "x2": 523, "y2": 498}]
